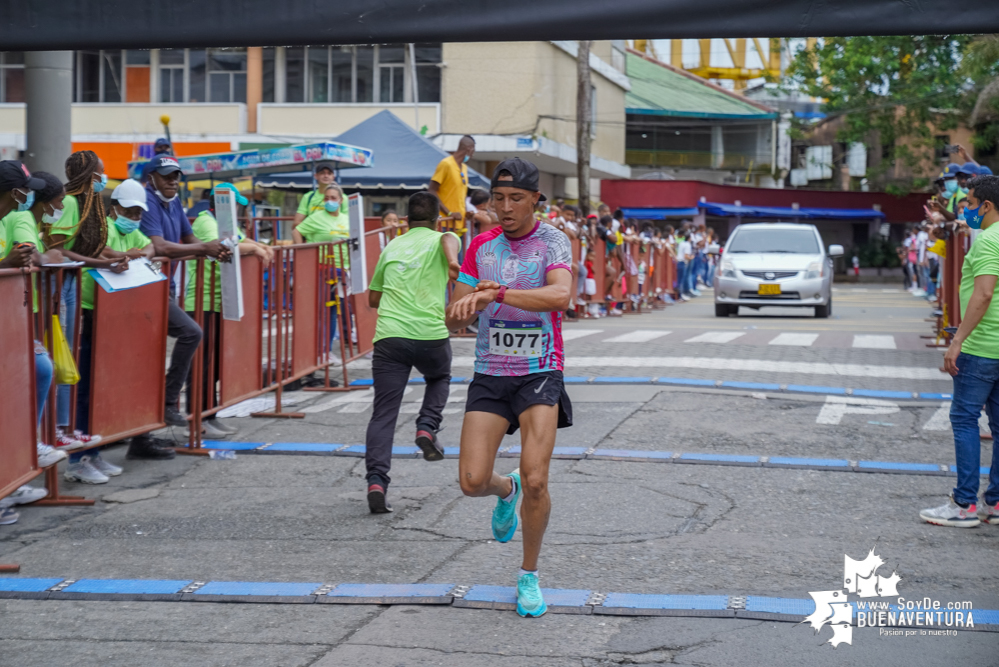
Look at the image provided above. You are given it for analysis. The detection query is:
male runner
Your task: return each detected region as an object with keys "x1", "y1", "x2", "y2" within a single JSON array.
[
  {"x1": 365, "y1": 191, "x2": 461, "y2": 514},
  {"x1": 446, "y1": 158, "x2": 573, "y2": 618}
]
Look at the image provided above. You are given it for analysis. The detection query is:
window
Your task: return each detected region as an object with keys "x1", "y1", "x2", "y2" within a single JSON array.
[
  {"x1": 355, "y1": 47, "x2": 374, "y2": 103},
  {"x1": 207, "y1": 48, "x2": 246, "y2": 103},
  {"x1": 307, "y1": 46, "x2": 328, "y2": 103},
  {"x1": 188, "y1": 49, "x2": 206, "y2": 102},
  {"x1": 413, "y1": 43, "x2": 441, "y2": 103},
  {"x1": 378, "y1": 45, "x2": 405, "y2": 103},
  {"x1": 331, "y1": 47, "x2": 352, "y2": 103},
  {"x1": 102, "y1": 50, "x2": 123, "y2": 102},
  {"x1": 285, "y1": 47, "x2": 305, "y2": 103},
  {"x1": 0, "y1": 52, "x2": 25, "y2": 103},
  {"x1": 262, "y1": 47, "x2": 275, "y2": 103},
  {"x1": 727, "y1": 228, "x2": 820, "y2": 254},
  {"x1": 159, "y1": 49, "x2": 186, "y2": 103}
]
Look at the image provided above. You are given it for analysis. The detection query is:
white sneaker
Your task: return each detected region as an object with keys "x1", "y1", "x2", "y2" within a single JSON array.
[
  {"x1": 37, "y1": 443, "x2": 67, "y2": 468},
  {"x1": 3, "y1": 485, "x2": 47, "y2": 506},
  {"x1": 89, "y1": 454, "x2": 122, "y2": 477},
  {"x1": 919, "y1": 497, "x2": 980, "y2": 528},
  {"x1": 71, "y1": 430, "x2": 102, "y2": 446},
  {"x1": 205, "y1": 418, "x2": 238, "y2": 435},
  {"x1": 912, "y1": 289, "x2": 926, "y2": 297},
  {"x1": 0, "y1": 507, "x2": 19, "y2": 525},
  {"x1": 63, "y1": 457, "x2": 110, "y2": 485},
  {"x1": 201, "y1": 420, "x2": 231, "y2": 440},
  {"x1": 326, "y1": 352, "x2": 342, "y2": 366},
  {"x1": 979, "y1": 499, "x2": 999, "y2": 525}
]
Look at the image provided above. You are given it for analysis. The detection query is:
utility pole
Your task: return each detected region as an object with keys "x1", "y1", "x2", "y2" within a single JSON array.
[
  {"x1": 576, "y1": 40, "x2": 592, "y2": 217},
  {"x1": 24, "y1": 51, "x2": 73, "y2": 176}
]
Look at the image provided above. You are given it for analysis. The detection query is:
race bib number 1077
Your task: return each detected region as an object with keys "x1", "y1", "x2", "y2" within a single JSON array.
[{"x1": 488, "y1": 319, "x2": 543, "y2": 357}]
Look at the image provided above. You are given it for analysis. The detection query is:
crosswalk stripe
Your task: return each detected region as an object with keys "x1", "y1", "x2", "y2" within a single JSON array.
[
  {"x1": 769, "y1": 333, "x2": 819, "y2": 346},
  {"x1": 561, "y1": 329, "x2": 604, "y2": 341},
  {"x1": 684, "y1": 331, "x2": 745, "y2": 344},
  {"x1": 604, "y1": 330, "x2": 671, "y2": 343},
  {"x1": 852, "y1": 335, "x2": 896, "y2": 349}
]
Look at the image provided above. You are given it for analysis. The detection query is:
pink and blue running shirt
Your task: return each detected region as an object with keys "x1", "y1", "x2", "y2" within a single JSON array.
[{"x1": 458, "y1": 222, "x2": 573, "y2": 376}]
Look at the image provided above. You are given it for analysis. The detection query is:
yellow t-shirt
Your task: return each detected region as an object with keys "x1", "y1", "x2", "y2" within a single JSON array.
[{"x1": 431, "y1": 156, "x2": 468, "y2": 232}]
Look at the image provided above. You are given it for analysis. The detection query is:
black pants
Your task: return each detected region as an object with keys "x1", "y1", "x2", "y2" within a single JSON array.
[
  {"x1": 365, "y1": 337, "x2": 452, "y2": 487},
  {"x1": 75, "y1": 309, "x2": 95, "y2": 434},
  {"x1": 185, "y1": 311, "x2": 221, "y2": 415},
  {"x1": 166, "y1": 301, "x2": 203, "y2": 410}
]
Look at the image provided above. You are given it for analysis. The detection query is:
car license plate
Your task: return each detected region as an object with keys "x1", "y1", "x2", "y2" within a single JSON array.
[{"x1": 758, "y1": 283, "x2": 781, "y2": 296}]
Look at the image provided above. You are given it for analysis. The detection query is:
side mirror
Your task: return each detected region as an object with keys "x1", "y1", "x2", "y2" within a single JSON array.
[
  {"x1": 707, "y1": 243, "x2": 721, "y2": 255},
  {"x1": 828, "y1": 244, "x2": 844, "y2": 257}
]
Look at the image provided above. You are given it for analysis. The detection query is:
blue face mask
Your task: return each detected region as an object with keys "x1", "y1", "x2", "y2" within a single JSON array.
[
  {"x1": 965, "y1": 203, "x2": 986, "y2": 230},
  {"x1": 16, "y1": 189, "x2": 34, "y2": 212},
  {"x1": 93, "y1": 173, "x2": 108, "y2": 193},
  {"x1": 114, "y1": 218, "x2": 141, "y2": 235},
  {"x1": 325, "y1": 201, "x2": 341, "y2": 214},
  {"x1": 944, "y1": 179, "x2": 959, "y2": 196},
  {"x1": 463, "y1": 155, "x2": 470, "y2": 164}
]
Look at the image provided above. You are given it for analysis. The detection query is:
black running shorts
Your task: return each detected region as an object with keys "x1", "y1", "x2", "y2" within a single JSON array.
[{"x1": 465, "y1": 370, "x2": 573, "y2": 435}]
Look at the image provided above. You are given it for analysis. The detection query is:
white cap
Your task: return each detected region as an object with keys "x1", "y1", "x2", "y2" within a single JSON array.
[{"x1": 111, "y1": 178, "x2": 148, "y2": 211}]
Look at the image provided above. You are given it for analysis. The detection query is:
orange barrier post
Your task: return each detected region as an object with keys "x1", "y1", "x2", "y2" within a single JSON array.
[
  {"x1": 89, "y1": 267, "x2": 169, "y2": 445},
  {"x1": 0, "y1": 270, "x2": 42, "y2": 500},
  {"x1": 34, "y1": 267, "x2": 93, "y2": 507}
]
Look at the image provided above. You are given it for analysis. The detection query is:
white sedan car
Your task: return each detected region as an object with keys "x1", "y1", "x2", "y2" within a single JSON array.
[{"x1": 712, "y1": 223, "x2": 843, "y2": 318}]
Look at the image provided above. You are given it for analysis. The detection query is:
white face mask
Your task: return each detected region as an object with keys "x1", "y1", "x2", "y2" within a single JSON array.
[
  {"x1": 41, "y1": 206, "x2": 64, "y2": 224},
  {"x1": 155, "y1": 189, "x2": 178, "y2": 203}
]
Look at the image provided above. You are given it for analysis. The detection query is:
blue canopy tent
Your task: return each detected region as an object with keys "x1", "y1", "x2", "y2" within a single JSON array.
[
  {"x1": 256, "y1": 110, "x2": 489, "y2": 193},
  {"x1": 698, "y1": 202, "x2": 885, "y2": 220}
]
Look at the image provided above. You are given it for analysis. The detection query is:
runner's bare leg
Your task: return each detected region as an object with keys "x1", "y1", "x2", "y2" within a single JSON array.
[
  {"x1": 516, "y1": 402, "x2": 558, "y2": 571},
  {"x1": 459, "y1": 411, "x2": 514, "y2": 498}
]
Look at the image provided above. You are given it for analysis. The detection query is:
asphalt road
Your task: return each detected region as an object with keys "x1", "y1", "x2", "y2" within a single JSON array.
[{"x1": 2, "y1": 287, "x2": 996, "y2": 666}]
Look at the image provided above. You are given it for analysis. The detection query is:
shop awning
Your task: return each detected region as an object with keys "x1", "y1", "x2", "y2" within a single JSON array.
[
  {"x1": 699, "y1": 202, "x2": 886, "y2": 220},
  {"x1": 621, "y1": 207, "x2": 700, "y2": 219}
]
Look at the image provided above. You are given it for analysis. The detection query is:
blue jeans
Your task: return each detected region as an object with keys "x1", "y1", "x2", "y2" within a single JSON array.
[
  {"x1": 35, "y1": 344, "x2": 53, "y2": 430},
  {"x1": 949, "y1": 352, "x2": 999, "y2": 506},
  {"x1": 675, "y1": 261, "x2": 687, "y2": 294},
  {"x1": 54, "y1": 274, "x2": 76, "y2": 428}
]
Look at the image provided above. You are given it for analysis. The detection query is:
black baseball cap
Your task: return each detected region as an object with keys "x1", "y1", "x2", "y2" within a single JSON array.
[
  {"x1": 314, "y1": 160, "x2": 335, "y2": 173},
  {"x1": 148, "y1": 155, "x2": 182, "y2": 175},
  {"x1": 154, "y1": 137, "x2": 171, "y2": 149},
  {"x1": 0, "y1": 160, "x2": 45, "y2": 192},
  {"x1": 491, "y1": 157, "x2": 547, "y2": 202}
]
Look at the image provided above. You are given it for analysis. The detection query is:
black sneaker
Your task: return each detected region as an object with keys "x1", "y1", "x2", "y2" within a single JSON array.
[
  {"x1": 164, "y1": 406, "x2": 187, "y2": 427},
  {"x1": 415, "y1": 429, "x2": 444, "y2": 462},
  {"x1": 126, "y1": 436, "x2": 177, "y2": 460},
  {"x1": 367, "y1": 483, "x2": 393, "y2": 514}
]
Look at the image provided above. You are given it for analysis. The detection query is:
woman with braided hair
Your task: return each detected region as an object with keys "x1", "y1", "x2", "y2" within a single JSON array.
[{"x1": 46, "y1": 151, "x2": 121, "y2": 450}]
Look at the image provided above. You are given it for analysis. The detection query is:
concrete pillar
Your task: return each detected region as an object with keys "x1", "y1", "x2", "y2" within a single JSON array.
[
  {"x1": 24, "y1": 51, "x2": 73, "y2": 177},
  {"x1": 711, "y1": 125, "x2": 724, "y2": 170},
  {"x1": 274, "y1": 47, "x2": 286, "y2": 104},
  {"x1": 149, "y1": 50, "x2": 160, "y2": 102},
  {"x1": 246, "y1": 47, "x2": 263, "y2": 133}
]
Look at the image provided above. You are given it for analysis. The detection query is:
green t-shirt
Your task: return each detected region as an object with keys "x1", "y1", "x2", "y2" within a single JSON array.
[
  {"x1": 48, "y1": 194, "x2": 80, "y2": 251},
  {"x1": 369, "y1": 227, "x2": 458, "y2": 343},
  {"x1": 959, "y1": 222, "x2": 999, "y2": 359},
  {"x1": 184, "y1": 210, "x2": 246, "y2": 312},
  {"x1": 81, "y1": 216, "x2": 152, "y2": 310},
  {"x1": 1, "y1": 211, "x2": 43, "y2": 312},
  {"x1": 298, "y1": 208, "x2": 350, "y2": 268},
  {"x1": 296, "y1": 190, "x2": 326, "y2": 218}
]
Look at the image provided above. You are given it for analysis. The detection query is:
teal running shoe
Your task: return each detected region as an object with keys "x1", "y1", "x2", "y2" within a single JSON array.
[
  {"x1": 516, "y1": 572, "x2": 547, "y2": 618},
  {"x1": 491, "y1": 469, "x2": 520, "y2": 543}
]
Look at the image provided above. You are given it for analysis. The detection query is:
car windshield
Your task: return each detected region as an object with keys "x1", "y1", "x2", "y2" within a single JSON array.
[{"x1": 727, "y1": 228, "x2": 820, "y2": 254}]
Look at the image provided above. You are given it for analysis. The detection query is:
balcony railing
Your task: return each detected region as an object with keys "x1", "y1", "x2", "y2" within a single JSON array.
[{"x1": 626, "y1": 149, "x2": 771, "y2": 171}]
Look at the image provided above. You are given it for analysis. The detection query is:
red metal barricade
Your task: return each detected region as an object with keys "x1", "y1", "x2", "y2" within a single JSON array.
[
  {"x1": 0, "y1": 270, "x2": 40, "y2": 500},
  {"x1": 89, "y1": 274, "x2": 169, "y2": 442},
  {"x1": 220, "y1": 258, "x2": 264, "y2": 404}
]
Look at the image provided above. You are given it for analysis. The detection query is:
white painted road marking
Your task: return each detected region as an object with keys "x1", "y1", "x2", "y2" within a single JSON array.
[
  {"x1": 604, "y1": 330, "x2": 672, "y2": 343},
  {"x1": 816, "y1": 396, "x2": 900, "y2": 425},
  {"x1": 685, "y1": 331, "x2": 746, "y2": 344},
  {"x1": 561, "y1": 329, "x2": 604, "y2": 341},
  {"x1": 852, "y1": 335, "x2": 896, "y2": 349},
  {"x1": 449, "y1": 356, "x2": 947, "y2": 380},
  {"x1": 922, "y1": 402, "x2": 952, "y2": 431},
  {"x1": 769, "y1": 333, "x2": 819, "y2": 347}
]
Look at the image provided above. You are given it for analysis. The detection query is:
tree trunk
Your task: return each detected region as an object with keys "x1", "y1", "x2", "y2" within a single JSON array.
[{"x1": 576, "y1": 40, "x2": 592, "y2": 217}]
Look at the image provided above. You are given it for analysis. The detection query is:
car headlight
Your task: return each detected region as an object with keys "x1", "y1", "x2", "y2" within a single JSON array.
[
  {"x1": 805, "y1": 261, "x2": 823, "y2": 280},
  {"x1": 720, "y1": 259, "x2": 736, "y2": 278}
]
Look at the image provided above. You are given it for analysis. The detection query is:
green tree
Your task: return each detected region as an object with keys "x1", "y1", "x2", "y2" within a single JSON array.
[{"x1": 784, "y1": 36, "x2": 982, "y2": 192}]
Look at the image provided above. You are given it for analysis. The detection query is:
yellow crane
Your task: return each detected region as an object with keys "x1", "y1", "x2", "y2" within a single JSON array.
[{"x1": 633, "y1": 38, "x2": 784, "y2": 91}]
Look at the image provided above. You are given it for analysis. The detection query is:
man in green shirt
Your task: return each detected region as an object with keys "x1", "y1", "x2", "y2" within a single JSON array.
[
  {"x1": 291, "y1": 161, "x2": 337, "y2": 234},
  {"x1": 921, "y1": 175, "x2": 999, "y2": 528},
  {"x1": 363, "y1": 191, "x2": 460, "y2": 513}
]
